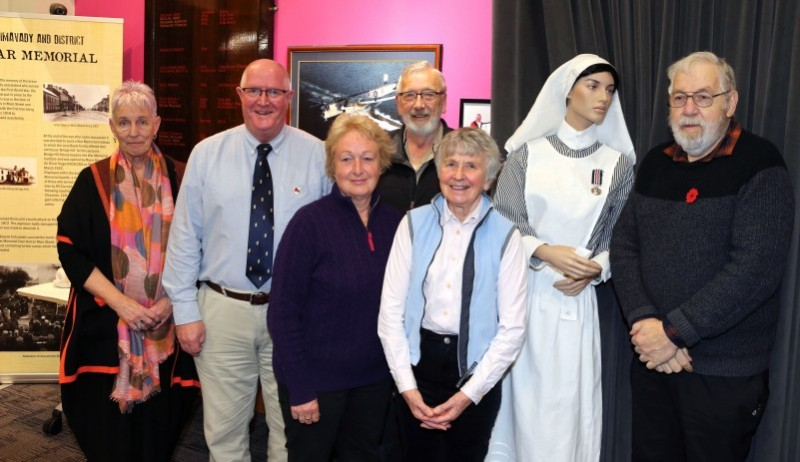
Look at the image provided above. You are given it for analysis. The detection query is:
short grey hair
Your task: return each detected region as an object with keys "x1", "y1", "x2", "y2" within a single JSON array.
[
  {"x1": 667, "y1": 51, "x2": 737, "y2": 94},
  {"x1": 435, "y1": 128, "x2": 502, "y2": 184},
  {"x1": 396, "y1": 61, "x2": 447, "y2": 92},
  {"x1": 111, "y1": 81, "x2": 157, "y2": 117}
]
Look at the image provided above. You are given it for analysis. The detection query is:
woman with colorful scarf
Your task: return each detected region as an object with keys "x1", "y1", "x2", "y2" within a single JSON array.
[{"x1": 56, "y1": 81, "x2": 199, "y2": 462}]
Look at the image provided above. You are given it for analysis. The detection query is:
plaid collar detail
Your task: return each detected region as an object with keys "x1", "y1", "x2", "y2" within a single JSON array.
[{"x1": 664, "y1": 119, "x2": 742, "y2": 163}]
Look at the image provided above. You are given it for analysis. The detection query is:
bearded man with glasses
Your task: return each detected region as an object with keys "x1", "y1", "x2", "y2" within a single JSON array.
[
  {"x1": 611, "y1": 51, "x2": 795, "y2": 461},
  {"x1": 377, "y1": 61, "x2": 452, "y2": 213}
]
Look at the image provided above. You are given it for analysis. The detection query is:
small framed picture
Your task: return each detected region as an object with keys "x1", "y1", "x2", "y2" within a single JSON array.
[{"x1": 459, "y1": 99, "x2": 491, "y2": 134}]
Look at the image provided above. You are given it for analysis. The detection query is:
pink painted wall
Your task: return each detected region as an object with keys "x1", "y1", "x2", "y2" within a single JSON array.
[
  {"x1": 76, "y1": 0, "x2": 144, "y2": 81},
  {"x1": 75, "y1": 0, "x2": 492, "y2": 128},
  {"x1": 273, "y1": 0, "x2": 493, "y2": 128}
]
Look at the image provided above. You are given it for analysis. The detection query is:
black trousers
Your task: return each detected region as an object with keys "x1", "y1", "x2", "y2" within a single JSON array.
[
  {"x1": 278, "y1": 378, "x2": 394, "y2": 462},
  {"x1": 397, "y1": 329, "x2": 501, "y2": 462},
  {"x1": 630, "y1": 357, "x2": 768, "y2": 462}
]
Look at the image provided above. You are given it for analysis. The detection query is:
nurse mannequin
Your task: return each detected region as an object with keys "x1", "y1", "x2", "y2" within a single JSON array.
[{"x1": 486, "y1": 54, "x2": 635, "y2": 462}]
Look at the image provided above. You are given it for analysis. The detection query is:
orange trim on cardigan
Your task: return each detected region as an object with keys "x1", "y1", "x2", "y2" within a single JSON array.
[
  {"x1": 56, "y1": 235, "x2": 73, "y2": 245},
  {"x1": 169, "y1": 348, "x2": 201, "y2": 389},
  {"x1": 60, "y1": 365, "x2": 121, "y2": 384},
  {"x1": 58, "y1": 292, "x2": 78, "y2": 381},
  {"x1": 89, "y1": 160, "x2": 111, "y2": 221},
  {"x1": 58, "y1": 291, "x2": 119, "y2": 383},
  {"x1": 171, "y1": 377, "x2": 201, "y2": 388}
]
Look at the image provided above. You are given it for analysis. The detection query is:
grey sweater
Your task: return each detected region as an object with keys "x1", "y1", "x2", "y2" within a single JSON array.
[{"x1": 610, "y1": 129, "x2": 795, "y2": 377}]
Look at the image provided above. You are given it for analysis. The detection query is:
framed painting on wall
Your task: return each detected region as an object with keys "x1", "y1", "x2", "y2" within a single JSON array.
[
  {"x1": 459, "y1": 99, "x2": 491, "y2": 135},
  {"x1": 288, "y1": 45, "x2": 443, "y2": 140}
]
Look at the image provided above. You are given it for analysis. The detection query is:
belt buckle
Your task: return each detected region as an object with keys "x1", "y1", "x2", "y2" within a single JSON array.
[{"x1": 249, "y1": 292, "x2": 269, "y2": 305}]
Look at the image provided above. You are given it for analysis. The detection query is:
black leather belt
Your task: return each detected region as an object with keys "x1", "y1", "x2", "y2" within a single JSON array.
[{"x1": 204, "y1": 281, "x2": 270, "y2": 305}]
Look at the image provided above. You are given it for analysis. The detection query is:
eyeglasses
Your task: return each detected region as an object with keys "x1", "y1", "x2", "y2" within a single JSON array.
[
  {"x1": 398, "y1": 91, "x2": 445, "y2": 104},
  {"x1": 241, "y1": 88, "x2": 290, "y2": 100},
  {"x1": 668, "y1": 90, "x2": 731, "y2": 108}
]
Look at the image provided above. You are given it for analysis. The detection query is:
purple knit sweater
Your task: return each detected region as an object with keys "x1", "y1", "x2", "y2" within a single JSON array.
[{"x1": 268, "y1": 185, "x2": 402, "y2": 405}]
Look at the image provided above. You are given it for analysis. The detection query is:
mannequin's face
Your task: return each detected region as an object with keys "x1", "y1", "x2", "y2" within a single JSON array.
[{"x1": 564, "y1": 71, "x2": 616, "y2": 131}]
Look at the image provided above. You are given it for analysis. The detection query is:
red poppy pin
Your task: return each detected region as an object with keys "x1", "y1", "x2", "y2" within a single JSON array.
[{"x1": 685, "y1": 188, "x2": 699, "y2": 204}]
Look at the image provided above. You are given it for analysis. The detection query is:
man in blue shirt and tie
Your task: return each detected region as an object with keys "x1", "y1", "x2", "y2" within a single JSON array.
[{"x1": 163, "y1": 59, "x2": 329, "y2": 462}]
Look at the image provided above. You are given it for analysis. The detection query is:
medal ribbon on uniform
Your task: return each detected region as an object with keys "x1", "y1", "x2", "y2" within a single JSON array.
[{"x1": 591, "y1": 169, "x2": 603, "y2": 195}]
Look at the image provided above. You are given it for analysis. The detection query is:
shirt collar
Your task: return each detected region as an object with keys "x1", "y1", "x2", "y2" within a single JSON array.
[
  {"x1": 557, "y1": 119, "x2": 599, "y2": 150},
  {"x1": 441, "y1": 196, "x2": 483, "y2": 225},
  {"x1": 664, "y1": 119, "x2": 742, "y2": 163},
  {"x1": 244, "y1": 125, "x2": 288, "y2": 157}
]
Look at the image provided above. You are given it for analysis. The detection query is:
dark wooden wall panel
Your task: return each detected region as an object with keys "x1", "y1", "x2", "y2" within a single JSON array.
[{"x1": 145, "y1": 0, "x2": 275, "y2": 162}]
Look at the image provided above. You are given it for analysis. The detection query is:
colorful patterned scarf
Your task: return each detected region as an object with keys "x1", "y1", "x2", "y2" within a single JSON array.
[{"x1": 107, "y1": 148, "x2": 175, "y2": 412}]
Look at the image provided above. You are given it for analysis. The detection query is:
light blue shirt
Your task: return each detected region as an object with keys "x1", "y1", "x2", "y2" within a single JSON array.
[{"x1": 163, "y1": 124, "x2": 329, "y2": 325}]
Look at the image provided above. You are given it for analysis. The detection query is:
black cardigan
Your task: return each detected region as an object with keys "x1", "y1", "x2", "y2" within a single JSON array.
[{"x1": 56, "y1": 155, "x2": 197, "y2": 386}]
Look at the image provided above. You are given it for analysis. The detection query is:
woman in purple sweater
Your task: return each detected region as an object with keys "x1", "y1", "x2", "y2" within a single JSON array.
[{"x1": 268, "y1": 113, "x2": 402, "y2": 461}]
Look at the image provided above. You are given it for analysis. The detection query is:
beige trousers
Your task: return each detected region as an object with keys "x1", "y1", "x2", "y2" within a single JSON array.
[{"x1": 195, "y1": 285, "x2": 286, "y2": 462}]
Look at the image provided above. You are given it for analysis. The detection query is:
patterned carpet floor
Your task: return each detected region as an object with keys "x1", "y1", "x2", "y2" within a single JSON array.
[
  {"x1": 0, "y1": 384, "x2": 269, "y2": 461},
  {"x1": 0, "y1": 384, "x2": 84, "y2": 462}
]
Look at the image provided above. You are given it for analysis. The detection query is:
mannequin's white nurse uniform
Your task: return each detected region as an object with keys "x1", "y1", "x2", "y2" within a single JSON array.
[{"x1": 487, "y1": 54, "x2": 635, "y2": 462}]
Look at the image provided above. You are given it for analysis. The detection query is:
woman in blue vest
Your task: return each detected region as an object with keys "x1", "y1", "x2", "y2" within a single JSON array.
[{"x1": 378, "y1": 128, "x2": 528, "y2": 461}]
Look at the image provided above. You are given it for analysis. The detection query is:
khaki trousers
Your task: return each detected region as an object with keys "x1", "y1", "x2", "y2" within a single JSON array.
[{"x1": 195, "y1": 284, "x2": 286, "y2": 462}]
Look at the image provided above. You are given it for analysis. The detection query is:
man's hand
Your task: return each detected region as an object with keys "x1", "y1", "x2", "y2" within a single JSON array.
[
  {"x1": 427, "y1": 391, "x2": 473, "y2": 428},
  {"x1": 630, "y1": 318, "x2": 678, "y2": 368},
  {"x1": 655, "y1": 348, "x2": 694, "y2": 374},
  {"x1": 674, "y1": 347, "x2": 693, "y2": 371},
  {"x1": 291, "y1": 399, "x2": 320, "y2": 425},
  {"x1": 176, "y1": 320, "x2": 206, "y2": 356},
  {"x1": 401, "y1": 389, "x2": 449, "y2": 430}
]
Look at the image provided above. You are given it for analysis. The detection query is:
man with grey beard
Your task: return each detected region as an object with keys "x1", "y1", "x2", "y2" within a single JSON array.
[
  {"x1": 610, "y1": 51, "x2": 794, "y2": 461},
  {"x1": 377, "y1": 61, "x2": 452, "y2": 213}
]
